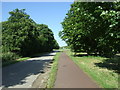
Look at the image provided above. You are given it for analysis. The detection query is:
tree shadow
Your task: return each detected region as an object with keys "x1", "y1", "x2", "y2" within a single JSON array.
[
  {"x1": 95, "y1": 55, "x2": 120, "y2": 74},
  {"x1": 73, "y1": 53, "x2": 119, "y2": 73},
  {"x1": 2, "y1": 58, "x2": 53, "y2": 87},
  {"x1": 73, "y1": 53, "x2": 100, "y2": 57}
]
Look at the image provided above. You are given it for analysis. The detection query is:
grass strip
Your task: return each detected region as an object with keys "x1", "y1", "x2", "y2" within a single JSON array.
[
  {"x1": 2, "y1": 51, "x2": 52, "y2": 67},
  {"x1": 66, "y1": 50, "x2": 118, "y2": 88},
  {"x1": 46, "y1": 51, "x2": 62, "y2": 88},
  {"x1": 2, "y1": 57, "x2": 30, "y2": 67}
]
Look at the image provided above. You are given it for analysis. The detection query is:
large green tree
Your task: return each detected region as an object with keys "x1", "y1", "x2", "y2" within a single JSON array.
[
  {"x1": 60, "y1": 2, "x2": 120, "y2": 57},
  {"x1": 2, "y1": 9, "x2": 59, "y2": 56},
  {"x1": 2, "y1": 9, "x2": 38, "y2": 56},
  {"x1": 36, "y1": 24, "x2": 59, "y2": 52}
]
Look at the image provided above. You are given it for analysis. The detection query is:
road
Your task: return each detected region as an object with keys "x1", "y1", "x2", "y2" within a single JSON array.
[{"x1": 1, "y1": 51, "x2": 56, "y2": 88}]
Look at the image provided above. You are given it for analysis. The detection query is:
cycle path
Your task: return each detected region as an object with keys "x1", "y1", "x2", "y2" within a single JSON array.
[{"x1": 54, "y1": 52, "x2": 100, "y2": 88}]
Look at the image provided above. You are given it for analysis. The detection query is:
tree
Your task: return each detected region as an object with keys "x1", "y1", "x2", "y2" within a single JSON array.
[
  {"x1": 2, "y1": 9, "x2": 38, "y2": 56},
  {"x1": 53, "y1": 40, "x2": 60, "y2": 49},
  {"x1": 60, "y1": 2, "x2": 120, "y2": 57},
  {"x1": 36, "y1": 24, "x2": 58, "y2": 51},
  {"x1": 2, "y1": 9, "x2": 59, "y2": 56}
]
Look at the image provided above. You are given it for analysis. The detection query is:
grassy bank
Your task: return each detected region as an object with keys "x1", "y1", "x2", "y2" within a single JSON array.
[
  {"x1": 46, "y1": 50, "x2": 62, "y2": 88},
  {"x1": 66, "y1": 50, "x2": 119, "y2": 88},
  {"x1": 2, "y1": 57, "x2": 30, "y2": 67},
  {"x1": 2, "y1": 51, "x2": 51, "y2": 67}
]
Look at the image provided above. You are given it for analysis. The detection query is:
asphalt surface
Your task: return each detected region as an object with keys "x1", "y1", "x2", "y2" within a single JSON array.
[
  {"x1": 2, "y1": 51, "x2": 56, "y2": 88},
  {"x1": 54, "y1": 52, "x2": 100, "y2": 88}
]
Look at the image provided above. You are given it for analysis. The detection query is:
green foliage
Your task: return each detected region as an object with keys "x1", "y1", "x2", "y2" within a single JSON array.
[
  {"x1": 53, "y1": 40, "x2": 60, "y2": 49},
  {"x1": 60, "y1": 46, "x2": 70, "y2": 49},
  {"x1": 2, "y1": 52, "x2": 19, "y2": 63},
  {"x1": 35, "y1": 24, "x2": 59, "y2": 52},
  {"x1": 60, "y1": 2, "x2": 120, "y2": 57},
  {"x1": 2, "y1": 9, "x2": 59, "y2": 57}
]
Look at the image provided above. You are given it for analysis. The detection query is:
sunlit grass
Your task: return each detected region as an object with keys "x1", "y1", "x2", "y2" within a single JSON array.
[{"x1": 66, "y1": 50, "x2": 119, "y2": 88}]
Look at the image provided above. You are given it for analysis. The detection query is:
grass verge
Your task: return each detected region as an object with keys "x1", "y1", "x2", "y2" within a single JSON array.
[
  {"x1": 2, "y1": 51, "x2": 52, "y2": 67},
  {"x1": 2, "y1": 57, "x2": 30, "y2": 67},
  {"x1": 46, "y1": 51, "x2": 61, "y2": 88},
  {"x1": 66, "y1": 50, "x2": 119, "y2": 88}
]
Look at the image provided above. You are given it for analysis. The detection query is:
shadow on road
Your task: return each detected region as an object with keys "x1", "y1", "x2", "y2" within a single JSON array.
[{"x1": 2, "y1": 53, "x2": 55, "y2": 87}]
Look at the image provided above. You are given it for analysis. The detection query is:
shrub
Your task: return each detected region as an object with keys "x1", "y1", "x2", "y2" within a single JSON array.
[{"x1": 2, "y1": 52, "x2": 19, "y2": 63}]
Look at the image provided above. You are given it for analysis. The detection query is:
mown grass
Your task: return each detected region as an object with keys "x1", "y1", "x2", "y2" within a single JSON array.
[
  {"x1": 46, "y1": 50, "x2": 62, "y2": 88},
  {"x1": 66, "y1": 50, "x2": 119, "y2": 88}
]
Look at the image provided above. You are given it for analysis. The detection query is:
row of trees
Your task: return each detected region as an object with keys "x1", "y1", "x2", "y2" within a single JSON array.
[
  {"x1": 59, "y1": 2, "x2": 120, "y2": 57},
  {"x1": 2, "y1": 9, "x2": 59, "y2": 57}
]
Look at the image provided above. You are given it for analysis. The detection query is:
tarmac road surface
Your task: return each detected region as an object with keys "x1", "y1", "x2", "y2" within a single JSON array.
[{"x1": 1, "y1": 51, "x2": 56, "y2": 88}]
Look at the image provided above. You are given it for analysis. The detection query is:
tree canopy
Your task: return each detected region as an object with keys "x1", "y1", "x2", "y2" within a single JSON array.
[
  {"x1": 59, "y1": 2, "x2": 120, "y2": 57},
  {"x1": 2, "y1": 9, "x2": 59, "y2": 56}
]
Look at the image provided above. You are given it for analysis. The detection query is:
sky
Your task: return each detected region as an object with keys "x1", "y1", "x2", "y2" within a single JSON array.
[{"x1": 2, "y1": 2, "x2": 74, "y2": 47}]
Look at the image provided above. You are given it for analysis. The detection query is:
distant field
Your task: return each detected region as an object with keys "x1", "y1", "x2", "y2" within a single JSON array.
[{"x1": 66, "y1": 50, "x2": 119, "y2": 88}]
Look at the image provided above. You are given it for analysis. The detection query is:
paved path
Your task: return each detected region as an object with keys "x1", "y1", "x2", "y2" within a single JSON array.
[
  {"x1": 2, "y1": 51, "x2": 56, "y2": 88},
  {"x1": 54, "y1": 52, "x2": 99, "y2": 88}
]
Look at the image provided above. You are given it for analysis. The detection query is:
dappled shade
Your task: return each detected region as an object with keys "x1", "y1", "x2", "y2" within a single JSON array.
[{"x1": 95, "y1": 56, "x2": 120, "y2": 74}]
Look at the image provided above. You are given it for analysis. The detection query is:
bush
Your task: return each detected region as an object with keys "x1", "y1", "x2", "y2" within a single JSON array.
[{"x1": 2, "y1": 52, "x2": 19, "y2": 63}]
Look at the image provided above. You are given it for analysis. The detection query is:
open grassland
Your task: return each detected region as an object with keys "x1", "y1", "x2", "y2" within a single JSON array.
[
  {"x1": 46, "y1": 50, "x2": 62, "y2": 88},
  {"x1": 66, "y1": 50, "x2": 119, "y2": 88}
]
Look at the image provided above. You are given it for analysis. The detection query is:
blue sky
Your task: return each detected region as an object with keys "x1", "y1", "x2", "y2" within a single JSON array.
[{"x1": 2, "y1": 2, "x2": 74, "y2": 47}]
